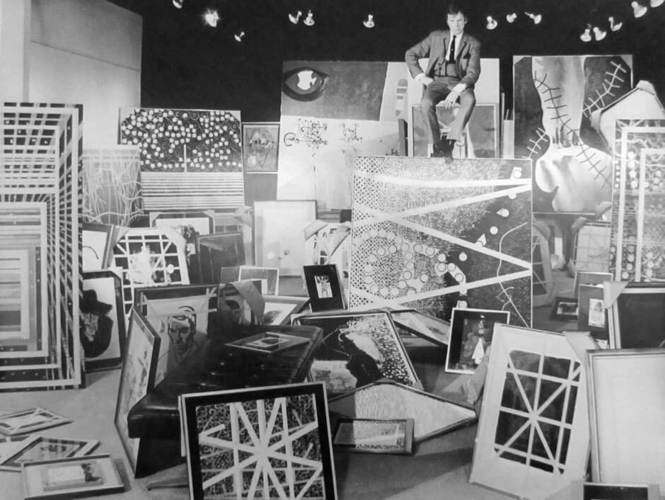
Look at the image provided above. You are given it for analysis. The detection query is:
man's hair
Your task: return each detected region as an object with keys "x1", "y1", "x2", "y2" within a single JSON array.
[{"x1": 446, "y1": 2, "x2": 467, "y2": 18}]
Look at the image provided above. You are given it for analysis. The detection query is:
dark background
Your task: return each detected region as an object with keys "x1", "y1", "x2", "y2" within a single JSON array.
[{"x1": 110, "y1": 0, "x2": 665, "y2": 120}]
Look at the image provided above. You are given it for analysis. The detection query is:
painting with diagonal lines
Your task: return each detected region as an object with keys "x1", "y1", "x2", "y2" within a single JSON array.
[
  {"x1": 182, "y1": 384, "x2": 336, "y2": 500},
  {"x1": 349, "y1": 157, "x2": 532, "y2": 326},
  {"x1": 513, "y1": 55, "x2": 633, "y2": 213}
]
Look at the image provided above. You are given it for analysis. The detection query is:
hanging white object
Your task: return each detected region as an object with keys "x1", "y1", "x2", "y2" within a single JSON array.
[
  {"x1": 203, "y1": 9, "x2": 220, "y2": 27},
  {"x1": 593, "y1": 26, "x2": 607, "y2": 41},
  {"x1": 580, "y1": 26, "x2": 592, "y2": 42},
  {"x1": 506, "y1": 12, "x2": 517, "y2": 23},
  {"x1": 303, "y1": 10, "x2": 315, "y2": 26},
  {"x1": 234, "y1": 31, "x2": 245, "y2": 43},
  {"x1": 363, "y1": 13, "x2": 375, "y2": 28},
  {"x1": 525, "y1": 11, "x2": 542, "y2": 24},
  {"x1": 632, "y1": 0, "x2": 648, "y2": 17},
  {"x1": 288, "y1": 10, "x2": 302, "y2": 24},
  {"x1": 486, "y1": 15, "x2": 498, "y2": 30},
  {"x1": 608, "y1": 16, "x2": 623, "y2": 31},
  {"x1": 651, "y1": 0, "x2": 664, "y2": 7},
  {"x1": 172, "y1": 0, "x2": 183, "y2": 9}
]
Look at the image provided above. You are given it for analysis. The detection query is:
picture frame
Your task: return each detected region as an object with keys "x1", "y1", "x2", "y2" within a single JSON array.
[
  {"x1": 578, "y1": 284, "x2": 607, "y2": 339},
  {"x1": 445, "y1": 308, "x2": 510, "y2": 374},
  {"x1": 262, "y1": 295, "x2": 310, "y2": 326},
  {"x1": 82, "y1": 222, "x2": 114, "y2": 272},
  {"x1": 0, "y1": 408, "x2": 71, "y2": 437},
  {"x1": 605, "y1": 282, "x2": 665, "y2": 348},
  {"x1": 81, "y1": 270, "x2": 126, "y2": 371},
  {"x1": 586, "y1": 349, "x2": 665, "y2": 492},
  {"x1": 225, "y1": 331, "x2": 309, "y2": 354},
  {"x1": 135, "y1": 284, "x2": 218, "y2": 385},
  {"x1": 388, "y1": 308, "x2": 450, "y2": 347},
  {"x1": 293, "y1": 310, "x2": 420, "y2": 396},
  {"x1": 332, "y1": 418, "x2": 414, "y2": 455},
  {"x1": 198, "y1": 232, "x2": 245, "y2": 284},
  {"x1": 573, "y1": 271, "x2": 611, "y2": 297},
  {"x1": 181, "y1": 382, "x2": 337, "y2": 500},
  {"x1": 113, "y1": 307, "x2": 161, "y2": 477},
  {"x1": 238, "y1": 265, "x2": 280, "y2": 295},
  {"x1": 303, "y1": 264, "x2": 345, "y2": 312},
  {"x1": 0, "y1": 435, "x2": 99, "y2": 472},
  {"x1": 584, "y1": 482, "x2": 659, "y2": 500},
  {"x1": 21, "y1": 453, "x2": 124, "y2": 499},
  {"x1": 242, "y1": 122, "x2": 279, "y2": 173},
  {"x1": 470, "y1": 326, "x2": 596, "y2": 500},
  {"x1": 328, "y1": 380, "x2": 476, "y2": 442},
  {"x1": 550, "y1": 296, "x2": 579, "y2": 321},
  {"x1": 254, "y1": 200, "x2": 317, "y2": 276}
]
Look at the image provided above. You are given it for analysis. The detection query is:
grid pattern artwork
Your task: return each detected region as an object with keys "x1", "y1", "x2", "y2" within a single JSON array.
[
  {"x1": 611, "y1": 120, "x2": 665, "y2": 281},
  {"x1": 119, "y1": 108, "x2": 244, "y2": 210},
  {"x1": 349, "y1": 156, "x2": 532, "y2": 326},
  {"x1": 513, "y1": 55, "x2": 633, "y2": 213},
  {"x1": 81, "y1": 147, "x2": 142, "y2": 226},
  {"x1": 0, "y1": 102, "x2": 82, "y2": 390},
  {"x1": 111, "y1": 228, "x2": 190, "y2": 318}
]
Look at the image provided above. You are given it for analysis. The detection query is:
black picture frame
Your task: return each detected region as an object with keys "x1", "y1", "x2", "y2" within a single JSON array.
[
  {"x1": 181, "y1": 382, "x2": 337, "y2": 500},
  {"x1": 550, "y1": 296, "x2": 579, "y2": 321},
  {"x1": 332, "y1": 418, "x2": 414, "y2": 455},
  {"x1": 606, "y1": 282, "x2": 665, "y2": 348},
  {"x1": 303, "y1": 264, "x2": 345, "y2": 312},
  {"x1": 113, "y1": 307, "x2": 161, "y2": 477},
  {"x1": 584, "y1": 482, "x2": 654, "y2": 500},
  {"x1": 81, "y1": 270, "x2": 126, "y2": 371},
  {"x1": 445, "y1": 308, "x2": 510, "y2": 374},
  {"x1": 198, "y1": 233, "x2": 245, "y2": 284}
]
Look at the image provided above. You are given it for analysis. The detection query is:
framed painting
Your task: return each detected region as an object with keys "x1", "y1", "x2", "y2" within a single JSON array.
[
  {"x1": 114, "y1": 308, "x2": 161, "y2": 477},
  {"x1": 293, "y1": 311, "x2": 420, "y2": 396},
  {"x1": 81, "y1": 271, "x2": 126, "y2": 371},
  {"x1": 198, "y1": 233, "x2": 245, "y2": 284},
  {"x1": 242, "y1": 122, "x2": 279, "y2": 173},
  {"x1": 303, "y1": 264, "x2": 345, "y2": 312},
  {"x1": 0, "y1": 436, "x2": 98, "y2": 472},
  {"x1": 238, "y1": 265, "x2": 280, "y2": 295},
  {"x1": 181, "y1": 382, "x2": 337, "y2": 500},
  {"x1": 0, "y1": 409, "x2": 71, "y2": 437},
  {"x1": 606, "y1": 282, "x2": 665, "y2": 348}
]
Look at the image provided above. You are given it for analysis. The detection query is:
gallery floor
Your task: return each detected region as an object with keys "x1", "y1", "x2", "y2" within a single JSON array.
[{"x1": 0, "y1": 274, "x2": 575, "y2": 499}]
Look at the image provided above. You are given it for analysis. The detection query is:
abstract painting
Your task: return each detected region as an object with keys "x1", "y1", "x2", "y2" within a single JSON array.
[
  {"x1": 181, "y1": 383, "x2": 336, "y2": 499},
  {"x1": 119, "y1": 108, "x2": 244, "y2": 210},
  {"x1": 514, "y1": 55, "x2": 633, "y2": 213},
  {"x1": 293, "y1": 311, "x2": 420, "y2": 396},
  {"x1": 470, "y1": 326, "x2": 595, "y2": 500},
  {"x1": 349, "y1": 156, "x2": 532, "y2": 327},
  {"x1": 0, "y1": 102, "x2": 83, "y2": 390},
  {"x1": 611, "y1": 120, "x2": 665, "y2": 281}
]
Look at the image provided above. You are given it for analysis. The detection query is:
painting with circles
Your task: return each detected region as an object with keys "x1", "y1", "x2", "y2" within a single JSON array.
[
  {"x1": 610, "y1": 119, "x2": 665, "y2": 282},
  {"x1": 349, "y1": 157, "x2": 532, "y2": 326}
]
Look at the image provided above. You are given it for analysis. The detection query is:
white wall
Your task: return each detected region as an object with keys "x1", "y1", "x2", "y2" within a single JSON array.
[
  {"x1": 0, "y1": 0, "x2": 31, "y2": 101},
  {"x1": 28, "y1": 0, "x2": 142, "y2": 147}
]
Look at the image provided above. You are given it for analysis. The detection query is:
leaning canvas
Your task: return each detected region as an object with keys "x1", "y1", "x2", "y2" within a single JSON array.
[{"x1": 349, "y1": 156, "x2": 532, "y2": 327}]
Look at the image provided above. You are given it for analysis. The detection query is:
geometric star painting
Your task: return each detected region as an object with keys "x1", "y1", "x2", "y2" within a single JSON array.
[
  {"x1": 182, "y1": 383, "x2": 336, "y2": 500},
  {"x1": 470, "y1": 326, "x2": 595, "y2": 500},
  {"x1": 349, "y1": 156, "x2": 532, "y2": 327}
]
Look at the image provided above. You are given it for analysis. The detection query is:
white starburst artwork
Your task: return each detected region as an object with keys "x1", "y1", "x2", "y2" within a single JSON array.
[{"x1": 182, "y1": 384, "x2": 336, "y2": 500}]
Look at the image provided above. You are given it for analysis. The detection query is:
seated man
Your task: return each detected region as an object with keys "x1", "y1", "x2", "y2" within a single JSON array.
[{"x1": 405, "y1": 2, "x2": 481, "y2": 158}]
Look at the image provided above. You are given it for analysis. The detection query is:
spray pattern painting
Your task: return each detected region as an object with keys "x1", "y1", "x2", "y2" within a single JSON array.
[{"x1": 514, "y1": 55, "x2": 632, "y2": 213}]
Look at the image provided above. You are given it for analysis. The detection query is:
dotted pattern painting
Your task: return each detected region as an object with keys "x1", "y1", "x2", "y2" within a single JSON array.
[
  {"x1": 349, "y1": 157, "x2": 532, "y2": 326},
  {"x1": 611, "y1": 120, "x2": 665, "y2": 281}
]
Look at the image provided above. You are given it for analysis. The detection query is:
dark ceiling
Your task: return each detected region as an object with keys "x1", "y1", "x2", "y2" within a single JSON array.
[{"x1": 109, "y1": 0, "x2": 665, "y2": 121}]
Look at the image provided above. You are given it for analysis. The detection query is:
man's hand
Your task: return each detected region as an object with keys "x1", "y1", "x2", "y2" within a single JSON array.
[
  {"x1": 415, "y1": 73, "x2": 433, "y2": 87},
  {"x1": 442, "y1": 83, "x2": 467, "y2": 109}
]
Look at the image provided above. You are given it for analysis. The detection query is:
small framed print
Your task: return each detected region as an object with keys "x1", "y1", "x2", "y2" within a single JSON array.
[
  {"x1": 81, "y1": 271, "x2": 126, "y2": 371},
  {"x1": 578, "y1": 284, "x2": 608, "y2": 338},
  {"x1": 0, "y1": 408, "x2": 71, "y2": 437},
  {"x1": 262, "y1": 295, "x2": 310, "y2": 325},
  {"x1": 238, "y1": 265, "x2": 280, "y2": 295},
  {"x1": 333, "y1": 418, "x2": 414, "y2": 455},
  {"x1": 21, "y1": 454, "x2": 124, "y2": 499},
  {"x1": 242, "y1": 122, "x2": 279, "y2": 173},
  {"x1": 0, "y1": 436, "x2": 99, "y2": 472},
  {"x1": 225, "y1": 331, "x2": 309, "y2": 354},
  {"x1": 445, "y1": 308, "x2": 510, "y2": 374},
  {"x1": 550, "y1": 297, "x2": 579, "y2": 321},
  {"x1": 303, "y1": 264, "x2": 345, "y2": 311}
]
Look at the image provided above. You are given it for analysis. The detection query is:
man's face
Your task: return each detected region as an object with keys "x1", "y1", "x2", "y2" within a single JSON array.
[{"x1": 447, "y1": 12, "x2": 467, "y2": 36}]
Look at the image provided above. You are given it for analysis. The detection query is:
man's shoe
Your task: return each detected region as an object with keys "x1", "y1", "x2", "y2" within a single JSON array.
[{"x1": 432, "y1": 140, "x2": 451, "y2": 158}]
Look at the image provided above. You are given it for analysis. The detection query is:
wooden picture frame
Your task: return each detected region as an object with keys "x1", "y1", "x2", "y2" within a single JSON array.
[
  {"x1": 81, "y1": 271, "x2": 126, "y2": 371},
  {"x1": 113, "y1": 308, "x2": 161, "y2": 477},
  {"x1": 242, "y1": 122, "x2": 279, "y2": 173},
  {"x1": 586, "y1": 349, "x2": 665, "y2": 492},
  {"x1": 0, "y1": 408, "x2": 71, "y2": 437},
  {"x1": 445, "y1": 308, "x2": 510, "y2": 374},
  {"x1": 332, "y1": 418, "x2": 414, "y2": 455},
  {"x1": 303, "y1": 264, "x2": 345, "y2": 312},
  {"x1": 181, "y1": 382, "x2": 337, "y2": 500},
  {"x1": 21, "y1": 454, "x2": 124, "y2": 499}
]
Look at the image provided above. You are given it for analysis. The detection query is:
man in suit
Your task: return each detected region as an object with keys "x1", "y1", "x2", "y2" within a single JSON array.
[{"x1": 405, "y1": 3, "x2": 481, "y2": 158}]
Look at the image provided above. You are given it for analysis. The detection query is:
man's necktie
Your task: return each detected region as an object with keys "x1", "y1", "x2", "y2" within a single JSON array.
[{"x1": 448, "y1": 36, "x2": 456, "y2": 62}]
